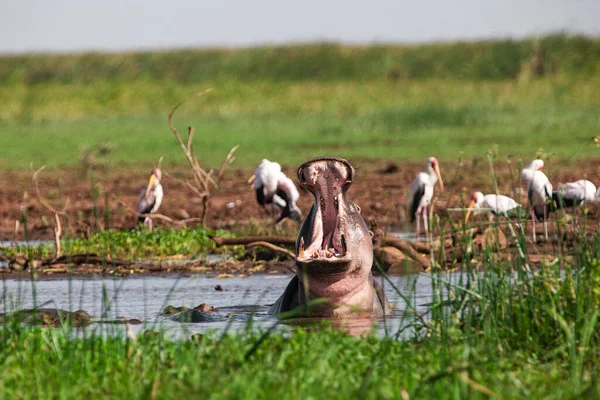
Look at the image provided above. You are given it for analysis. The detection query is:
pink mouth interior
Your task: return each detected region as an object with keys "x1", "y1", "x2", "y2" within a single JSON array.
[{"x1": 297, "y1": 160, "x2": 351, "y2": 261}]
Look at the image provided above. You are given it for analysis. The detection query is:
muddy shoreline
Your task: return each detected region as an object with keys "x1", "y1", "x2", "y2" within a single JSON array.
[{"x1": 3, "y1": 158, "x2": 600, "y2": 241}]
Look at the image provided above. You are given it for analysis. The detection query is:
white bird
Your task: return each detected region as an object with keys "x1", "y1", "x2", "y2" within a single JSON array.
[
  {"x1": 248, "y1": 159, "x2": 302, "y2": 223},
  {"x1": 552, "y1": 179, "x2": 600, "y2": 209},
  {"x1": 464, "y1": 191, "x2": 523, "y2": 223},
  {"x1": 274, "y1": 173, "x2": 302, "y2": 223},
  {"x1": 137, "y1": 168, "x2": 163, "y2": 231},
  {"x1": 408, "y1": 157, "x2": 444, "y2": 241},
  {"x1": 521, "y1": 159, "x2": 552, "y2": 242}
]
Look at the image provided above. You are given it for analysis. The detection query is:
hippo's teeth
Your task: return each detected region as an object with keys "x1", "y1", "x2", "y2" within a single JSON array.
[
  {"x1": 334, "y1": 196, "x2": 338, "y2": 209},
  {"x1": 299, "y1": 237, "x2": 305, "y2": 258},
  {"x1": 312, "y1": 251, "x2": 319, "y2": 259},
  {"x1": 325, "y1": 251, "x2": 333, "y2": 258},
  {"x1": 341, "y1": 234, "x2": 347, "y2": 255},
  {"x1": 311, "y1": 169, "x2": 319, "y2": 184}
]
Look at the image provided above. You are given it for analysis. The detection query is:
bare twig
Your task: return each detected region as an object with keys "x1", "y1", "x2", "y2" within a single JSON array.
[
  {"x1": 118, "y1": 200, "x2": 204, "y2": 227},
  {"x1": 216, "y1": 145, "x2": 240, "y2": 185},
  {"x1": 167, "y1": 89, "x2": 239, "y2": 224},
  {"x1": 54, "y1": 214, "x2": 62, "y2": 258},
  {"x1": 164, "y1": 172, "x2": 209, "y2": 201},
  {"x1": 32, "y1": 166, "x2": 68, "y2": 259},
  {"x1": 32, "y1": 166, "x2": 69, "y2": 216},
  {"x1": 210, "y1": 235, "x2": 297, "y2": 247},
  {"x1": 246, "y1": 241, "x2": 296, "y2": 259}
]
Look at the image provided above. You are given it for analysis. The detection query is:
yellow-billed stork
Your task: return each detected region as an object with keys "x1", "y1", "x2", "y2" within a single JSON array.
[{"x1": 408, "y1": 157, "x2": 444, "y2": 241}]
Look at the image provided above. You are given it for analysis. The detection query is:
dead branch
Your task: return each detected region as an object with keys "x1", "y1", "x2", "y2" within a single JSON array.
[
  {"x1": 54, "y1": 214, "x2": 62, "y2": 258},
  {"x1": 379, "y1": 235, "x2": 430, "y2": 270},
  {"x1": 216, "y1": 145, "x2": 240, "y2": 184},
  {"x1": 32, "y1": 166, "x2": 70, "y2": 216},
  {"x1": 210, "y1": 235, "x2": 297, "y2": 247},
  {"x1": 246, "y1": 241, "x2": 296, "y2": 260},
  {"x1": 41, "y1": 254, "x2": 134, "y2": 267},
  {"x1": 32, "y1": 166, "x2": 69, "y2": 259},
  {"x1": 167, "y1": 89, "x2": 239, "y2": 224},
  {"x1": 164, "y1": 172, "x2": 208, "y2": 201},
  {"x1": 118, "y1": 200, "x2": 204, "y2": 227}
]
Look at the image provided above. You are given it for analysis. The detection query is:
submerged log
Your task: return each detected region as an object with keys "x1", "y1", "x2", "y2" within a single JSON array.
[
  {"x1": 41, "y1": 254, "x2": 134, "y2": 266},
  {"x1": 245, "y1": 241, "x2": 295, "y2": 260},
  {"x1": 369, "y1": 220, "x2": 431, "y2": 270},
  {"x1": 377, "y1": 235, "x2": 431, "y2": 270}
]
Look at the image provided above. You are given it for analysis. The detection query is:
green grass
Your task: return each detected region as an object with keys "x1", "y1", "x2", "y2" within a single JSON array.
[
  {"x1": 3, "y1": 230, "x2": 600, "y2": 398},
  {"x1": 2, "y1": 78, "x2": 600, "y2": 169},
  {"x1": 0, "y1": 228, "x2": 234, "y2": 260},
  {"x1": 2, "y1": 35, "x2": 600, "y2": 170},
  {"x1": 3, "y1": 199, "x2": 600, "y2": 397}
]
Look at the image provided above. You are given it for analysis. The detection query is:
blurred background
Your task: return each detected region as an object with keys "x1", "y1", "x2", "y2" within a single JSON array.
[{"x1": 1, "y1": 0, "x2": 599, "y2": 170}]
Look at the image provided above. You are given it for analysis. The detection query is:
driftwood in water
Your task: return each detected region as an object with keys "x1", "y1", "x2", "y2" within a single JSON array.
[
  {"x1": 245, "y1": 241, "x2": 295, "y2": 260},
  {"x1": 377, "y1": 235, "x2": 431, "y2": 270},
  {"x1": 4, "y1": 253, "x2": 138, "y2": 272},
  {"x1": 369, "y1": 220, "x2": 431, "y2": 270},
  {"x1": 41, "y1": 255, "x2": 134, "y2": 266},
  {"x1": 210, "y1": 235, "x2": 296, "y2": 247}
]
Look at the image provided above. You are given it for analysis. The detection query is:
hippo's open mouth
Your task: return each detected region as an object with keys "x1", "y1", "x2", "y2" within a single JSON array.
[{"x1": 295, "y1": 157, "x2": 354, "y2": 269}]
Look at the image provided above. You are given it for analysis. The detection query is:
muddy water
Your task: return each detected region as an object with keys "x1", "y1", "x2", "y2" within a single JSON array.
[{"x1": 0, "y1": 272, "x2": 462, "y2": 337}]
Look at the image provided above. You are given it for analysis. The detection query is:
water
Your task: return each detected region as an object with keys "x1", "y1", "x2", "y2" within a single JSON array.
[
  {"x1": 388, "y1": 231, "x2": 417, "y2": 241},
  {"x1": 0, "y1": 272, "x2": 461, "y2": 337},
  {"x1": 0, "y1": 240, "x2": 54, "y2": 248}
]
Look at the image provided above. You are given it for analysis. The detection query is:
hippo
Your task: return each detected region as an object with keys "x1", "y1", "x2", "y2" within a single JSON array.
[
  {"x1": 0, "y1": 308, "x2": 92, "y2": 327},
  {"x1": 269, "y1": 157, "x2": 391, "y2": 318}
]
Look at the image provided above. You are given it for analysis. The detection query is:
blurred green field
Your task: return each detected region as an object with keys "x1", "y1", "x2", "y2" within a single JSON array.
[{"x1": 1, "y1": 36, "x2": 600, "y2": 169}]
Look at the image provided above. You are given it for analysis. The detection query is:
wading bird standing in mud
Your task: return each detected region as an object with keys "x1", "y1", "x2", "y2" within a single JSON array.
[
  {"x1": 248, "y1": 159, "x2": 302, "y2": 224},
  {"x1": 464, "y1": 191, "x2": 524, "y2": 223},
  {"x1": 521, "y1": 159, "x2": 552, "y2": 242},
  {"x1": 408, "y1": 157, "x2": 444, "y2": 241},
  {"x1": 137, "y1": 168, "x2": 163, "y2": 231},
  {"x1": 552, "y1": 179, "x2": 600, "y2": 210}
]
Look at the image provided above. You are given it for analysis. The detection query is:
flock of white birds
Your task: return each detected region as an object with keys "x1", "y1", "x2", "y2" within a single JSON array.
[
  {"x1": 409, "y1": 158, "x2": 600, "y2": 242},
  {"x1": 133, "y1": 158, "x2": 600, "y2": 242}
]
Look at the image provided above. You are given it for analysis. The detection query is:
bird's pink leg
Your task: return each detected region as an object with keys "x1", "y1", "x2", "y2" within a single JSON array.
[
  {"x1": 415, "y1": 210, "x2": 421, "y2": 241},
  {"x1": 423, "y1": 206, "x2": 429, "y2": 242},
  {"x1": 530, "y1": 209, "x2": 536, "y2": 243},
  {"x1": 543, "y1": 205, "x2": 548, "y2": 240}
]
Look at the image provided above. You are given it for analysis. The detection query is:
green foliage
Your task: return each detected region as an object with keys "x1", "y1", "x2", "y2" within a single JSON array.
[
  {"x1": 1, "y1": 35, "x2": 599, "y2": 85},
  {"x1": 1, "y1": 78, "x2": 600, "y2": 169},
  {"x1": 3, "y1": 229, "x2": 600, "y2": 397},
  {"x1": 0, "y1": 228, "x2": 232, "y2": 259}
]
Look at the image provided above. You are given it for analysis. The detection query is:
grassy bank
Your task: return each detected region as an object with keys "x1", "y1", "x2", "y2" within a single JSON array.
[
  {"x1": 0, "y1": 228, "x2": 235, "y2": 260},
  {"x1": 1, "y1": 35, "x2": 599, "y2": 169},
  {"x1": 2, "y1": 79, "x2": 600, "y2": 169},
  {"x1": 2, "y1": 233, "x2": 600, "y2": 398}
]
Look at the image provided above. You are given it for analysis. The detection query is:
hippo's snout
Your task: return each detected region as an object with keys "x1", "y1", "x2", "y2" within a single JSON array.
[{"x1": 295, "y1": 157, "x2": 369, "y2": 273}]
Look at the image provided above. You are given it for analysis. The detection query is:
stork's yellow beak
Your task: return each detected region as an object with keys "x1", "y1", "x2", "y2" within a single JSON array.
[
  {"x1": 145, "y1": 174, "x2": 157, "y2": 196},
  {"x1": 464, "y1": 200, "x2": 476, "y2": 224},
  {"x1": 247, "y1": 174, "x2": 256, "y2": 186},
  {"x1": 434, "y1": 164, "x2": 444, "y2": 191}
]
